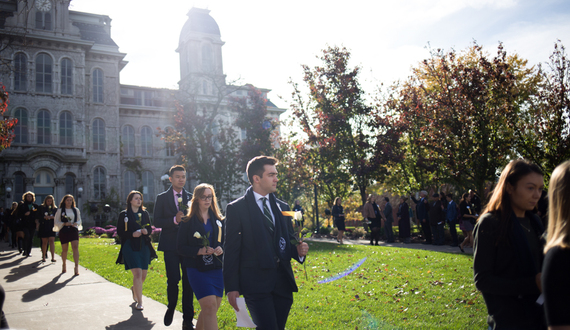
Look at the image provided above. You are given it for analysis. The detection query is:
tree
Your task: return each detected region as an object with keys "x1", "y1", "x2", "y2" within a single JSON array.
[
  {"x1": 288, "y1": 46, "x2": 402, "y2": 207},
  {"x1": 393, "y1": 43, "x2": 534, "y2": 196},
  {"x1": 514, "y1": 41, "x2": 570, "y2": 181},
  {"x1": 0, "y1": 85, "x2": 16, "y2": 151}
]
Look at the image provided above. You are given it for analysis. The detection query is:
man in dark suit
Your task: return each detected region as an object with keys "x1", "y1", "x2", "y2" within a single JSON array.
[
  {"x1": 429, "y1": 193, "x2": 445, "y2": 245},
  {"x1": 224, "y1": 156, "x2": 309, "y2": 330},
  {"x1": 154, "y1": 165, "x2": 194, "y2": 329},
  {"x1": 411, "y1": 191, "x2": 431, "y2": 244},
  {"x1": 382, "y1": 197, "x2": 395, "y2": 243}
]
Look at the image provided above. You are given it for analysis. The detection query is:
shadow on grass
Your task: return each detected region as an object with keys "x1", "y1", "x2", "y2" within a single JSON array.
[
  {"x1": 105, "y1": 303, "x2": 155, "y2": 330},
  {"x1": 21, "y1": 273, "x2": 75, "y2": 302}
]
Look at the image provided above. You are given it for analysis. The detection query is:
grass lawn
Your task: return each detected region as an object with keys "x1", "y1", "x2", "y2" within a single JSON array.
[{"x1": 53, "y1": 238, "x2": 486, "y2": 329}]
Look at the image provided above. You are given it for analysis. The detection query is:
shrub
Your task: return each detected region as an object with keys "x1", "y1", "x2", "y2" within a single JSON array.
[
  {"x1": 82, "y1": 228, "x2": 96, "y2": 237},
  {"x1": 319, "y1": 226, "x2": 331, "y2": 235},
  {"x1": 351, "y1": 227, "x2": 366, "y2": 238},
  {"x1": 331, "y1": 228, "x2": 339, "y2": 236}
]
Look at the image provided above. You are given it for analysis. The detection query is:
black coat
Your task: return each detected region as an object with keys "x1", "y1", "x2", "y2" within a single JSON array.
[
  {"x1": 177, "y1": 211, "x2": 225, "y2": 271},
  {"x1": 223, "y1": 187, "x2": 304, "y2": 295},
  {"x1": 15, "y1": 202, "x2": 39, "y2": 230},
  {"x1": 154, "y1": 186, "x2": 192, "y2": 252},
  {"x1": 115, "y1": 209, "x2": 158, "y2": 265}
]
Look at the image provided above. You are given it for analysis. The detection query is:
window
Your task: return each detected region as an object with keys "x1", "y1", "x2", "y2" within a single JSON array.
[
  {"x1": 35, "y1": 12, "x2": 51, "y2": 30},
  {"x1": 59, "y1": 112, "x2": 73, "y2": 145},
  {"x1": 124, "y1": 171, "x2": 136, "y2": 200},
  {"x1": 92, "y1": 69, "x2": 103, "y2": 103},
  {"x1": 14, "y1": 172, "x2": 25, "y2": 198},
  {"x1": 165, "y1": 127, "x2": 175, "y2": 157},
  {"x1": 141, "y1": 126, "x2": 153, "y2": 156},
  {"x1": 37, "y1": 110, "x2": 51, "y2": 144},
  {"x1": 144, "y1": 91, "x2": 152, "y2": 106},
  {"x1": 13, "y1": 108, "x2": 28, "y2": 144},
  {"x1": 241, "y1": 128, "x2": 247, "y2": 140},
  {"x1": 134, "y1": 90, "x2": 142, "y2": 105},
  {"x1": 122, "y1": 125, "x2": 135, "y2": 156},
  {"x1": 61, "y1": 58, "x2": 72, "y2": 95},
  {"x1": 65, "y1": 174, "x2": 75, "y2": 195},
  {"x1": 92, "y1": 119, "x2": 105, "y2": 151},
  {"x1": 142, "y1": 171, "x2": 154, "y2": 202},
  {"x1": 36, "y1": 54, "x2": 52, "y2": 93},
  {"x1": 14, "y1": 53, "x2": 27, "y2": 91},
  {"x1": 93, "y1": 167, "x2": 106, "y2": 199},
  {"x1": 202, "y1": 81, "x2": 208, "y2": 95},
  {"x1": 202, "y1": 44, "x2": 213, "y2": 71}
]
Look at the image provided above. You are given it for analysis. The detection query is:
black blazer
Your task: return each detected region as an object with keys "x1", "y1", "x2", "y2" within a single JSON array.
[
  {"x1": 177, "y1": 211, "x2": 225, "y2": 271},
  {"x1": 154, "y1": 186, "x2": 192, "y2": 252},
  {"x1": 15, "y1": 202, "x2": 39, "y2": 229},
  {"x1": 223, "y1": 187, "x2": 304, "y2": 295},
  {"x1": 115, "y1": 209, "x2": 158, "y2": 265}
]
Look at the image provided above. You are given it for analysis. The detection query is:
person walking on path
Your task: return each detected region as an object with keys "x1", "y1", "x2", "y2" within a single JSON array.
[
  {"x1": 362, "y1": 195, "x2": 381, "y2": 245},
  {"x1": 14, "y1": 191, "x2": 39, "y2": 257},
  {"x1": 116, "y1": 191, "x2": 158, "y2": 311},
  {"x1": 458, "y1": 193, "x2": 477, "y2": 253},
  {"x1": 411, "y1": 191, "x2": 431, "y2": 244},
  {"x1": 7, "y1": 202, "x2": 18, "y2": 250},
  {"x1": 178, "y1": 184, "x2": 225, "y2": 330},
  {"x1": 224, "y1": 156, "x2": 308, "y2": 330},
  {"x1": 429, "y1": 193, "x2": 445, "y2": 245},
  {"x1": 445, "y1": 194, "x2": 459, "y2": 247},
  {"x1": 383, "y1": 197, "x2": 395, "y2": 243},
  {"x1": 53, "y1": 195, "x2": 82, "y2": 275},
  {"x1": 37, "y1": 195, "x2": 57, "y2": 262},
  {"x1": 541, "y1": 161, "x2": 570, "y2": 329},
  {"x1": 473, "y1": 159, "x2": 546, "y2": 330},
  {"x1": 154, "y1": 165, "x2": 195, "y2": 329},
  {"x1": 397, "y1": 197, "x2": 411, "y2": 243},
  {"x1": 332, "y1": 197, "x2": 346, "y2": 244}
]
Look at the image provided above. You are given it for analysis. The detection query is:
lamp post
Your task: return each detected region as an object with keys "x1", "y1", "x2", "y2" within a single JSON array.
[
  {"x1": 161, "y1": 174, "x2": 170, "y2": 191},
  {"x1": 6, "y1": 187, "x2": 11, "y2": 199},
  {"x1": 77, "y1": 187, "x2": 83, "y2": 198}
]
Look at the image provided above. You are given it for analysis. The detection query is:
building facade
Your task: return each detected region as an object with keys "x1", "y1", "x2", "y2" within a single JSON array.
[{"x1": 0, "y1": 1, "x2": 284, "y2": 225}]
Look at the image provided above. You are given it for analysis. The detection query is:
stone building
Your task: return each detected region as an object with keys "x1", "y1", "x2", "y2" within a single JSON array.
[{"x1": 0, "y1": 1, "x2": 284, "y2": 225}]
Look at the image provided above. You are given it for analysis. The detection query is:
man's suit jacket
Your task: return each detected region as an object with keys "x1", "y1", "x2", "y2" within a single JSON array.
[
  {"x1": 384, "y1": 203, "x2": 394, "y2": 222},
  {"x1": 223, "y1": 187, "x2": 303, "y2": 295},
  {"x1": 417, "y1": 197, "x2": 429, "y2": 222},
  {"x1": 154, "y1": 186, "x2": 192, "y2": 252}
]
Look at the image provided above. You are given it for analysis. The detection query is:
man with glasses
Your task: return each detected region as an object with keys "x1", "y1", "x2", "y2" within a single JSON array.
[{"x1": 155, "y1": 165, "x2": 194, "y2": 329}]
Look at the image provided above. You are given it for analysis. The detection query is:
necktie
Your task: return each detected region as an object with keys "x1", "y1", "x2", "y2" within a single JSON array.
[
  {"x1": 176, "y1": 193, "x2": 181, "y2": 211},
  {"x1": 261, "y1": 197, "x2": 275, "y2": 233}
]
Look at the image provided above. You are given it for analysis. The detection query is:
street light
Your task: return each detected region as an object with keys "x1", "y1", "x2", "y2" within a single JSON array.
[
  {"x1": 161, "y1": 174, "x2": 170, "y2": 191},
  {"x1": 78, "y1": 187, "x2": 83, "y2": 198},
  {"x1": 6, "y1": 187, "x2": 11, "y2": 199}
]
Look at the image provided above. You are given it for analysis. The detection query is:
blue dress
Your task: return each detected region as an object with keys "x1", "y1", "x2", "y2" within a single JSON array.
[
  {"x1": 122, "y1": 238, "x2": 151, "y2": 270},
  {"x1": 186, "y1": 219, "x2": 224, "y2": 300}
]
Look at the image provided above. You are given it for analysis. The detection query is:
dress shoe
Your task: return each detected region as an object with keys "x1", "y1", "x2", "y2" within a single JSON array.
[
  {"x1": 182, "y1": 320, "x2": 194, "y2": 330},
  {"x1": 135, "y1": 304, "x2": 144, "y2": 310},
  {"x1": 164, "y1": 308, "x2": 175, "y2": 326}
]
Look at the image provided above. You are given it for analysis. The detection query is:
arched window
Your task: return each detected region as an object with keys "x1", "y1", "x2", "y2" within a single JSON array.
[
  {"x1": 13, "y1": 108, "x2": 28, "y2": 144},
  {"x1": 142, "y1": 171, "x2": 154, "y2": 202},
  {"x1": 14, "y1": 53, "x2": 27, "y2": 91},
  {"x1": 37, "y1": 110, "x2": 51, "y2": 145},
  {"x1": 202, "y1": 44, "x2": 213, "y2": 71},
  {"x1": 124, "y1": 170, "x2": 136, "y2": 200},
  {"x1": 35, "y1": 12, "x2": 51, "y2": 30},
  {"x1": 122, "y1": 125, "x2": 135, "y2": 156},
  {"x1": 59, "y1": 112, "x2": 73, "y2": 145},
  {"x1": 61, "y1": 58, "x2": 73, "y2": 95},
  {"x1": 93, "y1": 167, "x2": 106, "y2": 199},
  {"x1": 165, "y1": 127, "x2": 175, "y2": 157},
  {"x1": 34, "y1": 169, "x2": 54, "y2": 204},
  {"x1": 92, "y1": 69, "x2": 103, "y2": 103},
  {"x1": 65, "y1": 173, "x2": 75, "y2": 195},
  {"x1": 141, "y1": 126, "x2": 153, "y2": 156},
  {"x1": 92, "y1": 119, "x2": 105, "y2": 151},
  {"x1": 35, "y1": 53, "x2": 52, "y2": 93}
]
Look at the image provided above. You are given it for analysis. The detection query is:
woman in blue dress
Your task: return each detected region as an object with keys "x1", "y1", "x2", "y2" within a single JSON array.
[
  {"x1": 178, "y1": 183, "x2": 224, "y2": 330},
  {"x1": 115, "y1": 190, "x2": 157, "y2": 310}
]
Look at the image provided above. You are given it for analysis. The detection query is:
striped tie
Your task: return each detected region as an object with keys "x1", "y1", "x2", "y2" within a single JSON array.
[{"x1": 261, "y1": 197, "x2": 275, "y2": 233}]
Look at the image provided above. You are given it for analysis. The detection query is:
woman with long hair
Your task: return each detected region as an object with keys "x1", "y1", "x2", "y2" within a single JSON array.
[
  {"x1": 332, "y1": 197, "x2": 346, "y2": 244},
  {"x1": 458, "y1": 193, "x2": 477, "y2": 252},
  {"x1": 14, "y1": 191, "x2": 39, "y2": 257},
  {"x1": 115, "y1": 191, "x2": 157, "y2": 310},
  {"x1": 54, "y1": 195, "x2": 82, "y2": 275},
  {"x1": 542, "y1": 161, "x2": 570, "y2": 329},
  {"x1": 38, "y1": 195, "x2": 57, "y2": 262},
  {"x1": 473, "y1": 159, "x2": 546, "y2": 329},
  {"x1": 177, "y1": 183, "x2": 224, "y2": 330}
]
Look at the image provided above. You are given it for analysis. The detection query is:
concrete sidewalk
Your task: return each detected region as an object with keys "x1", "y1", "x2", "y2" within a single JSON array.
[
  {"x1": 305, "y1": 236, "x2": 473, "y2": 254},
  {"x1": 1, "y1": 246, "x2": 186, "y2": 330}
]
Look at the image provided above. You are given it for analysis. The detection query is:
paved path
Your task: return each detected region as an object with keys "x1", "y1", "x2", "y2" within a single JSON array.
[
  {"x1": 0, "y1": 238, "x2": 470, "y2": 330},
  {"x1": 0, "y1": 246, "x2": 186, "y2": 330}
]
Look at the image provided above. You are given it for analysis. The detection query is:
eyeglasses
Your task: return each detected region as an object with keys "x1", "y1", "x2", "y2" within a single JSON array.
[{"x1": 200, "y1": 195, "x2": 213, "y2": 201}]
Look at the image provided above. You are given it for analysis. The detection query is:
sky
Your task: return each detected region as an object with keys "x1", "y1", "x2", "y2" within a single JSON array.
[{"x1": 70, "y1": 0, "x2": 570, "y2": 111}]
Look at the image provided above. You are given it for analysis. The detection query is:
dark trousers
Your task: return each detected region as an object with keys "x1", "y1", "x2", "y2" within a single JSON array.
[
  {"x1": 163, "y1": 251, "x2": 194, "y2": 322},
  {"x1": 244, "y1": 266, "x2": 294, "y2": 330},
  {"x1": 23, "y1": 227, "x2": 35, "y2": 255},
  {"x1": 0, "y1": 284, "x2": 8, "y2": 329},
  {"x1": 421, "y1": 219, "x2": 432, "y2": 243},
  {"x1": 447, "y1": 219, "x2": 458, "y2": 245},
  {"x1": 431, "y1": 223, "x2": 444, "y2": 245},
  {"x1": 9, "y1": 226, "x2": 16, "y2": 248},
  {"x1": 384, "y1": 220, "x2": 394, "y2": 242}
]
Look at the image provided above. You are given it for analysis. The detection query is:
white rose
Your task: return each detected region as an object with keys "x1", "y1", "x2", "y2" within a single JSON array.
[
  {"x1": 178, "y1": 197, "x2": 183, "y2": 203},
  {"x1": 193, "y1": 231, "x2": 201, "y2": 239},
  {"x1": 294, "y1": 211, "x2": 303, "y2": 221},
  {"x1": 44, "y1": 212, "x2": 48, "y2": 216}
]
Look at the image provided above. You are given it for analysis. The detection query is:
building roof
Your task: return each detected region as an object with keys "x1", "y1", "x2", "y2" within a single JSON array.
[
  {"x1": 179, "y1": 8, "x2": 220, "y2": 44},
  {"x1": 72, "y1": 21, "x2": 117, "y2": 46}
]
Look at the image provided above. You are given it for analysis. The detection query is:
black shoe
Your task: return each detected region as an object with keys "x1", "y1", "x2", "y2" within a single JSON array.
[
  {"x1": 459, "y1": 245, "x2": 465, "y2": 253},
  {"x1": 164, "y1": 308, "x2": 175, "y2": 326},
  {"x1": 182, "y1": 320, "x2": 194, "y2": 330}
]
